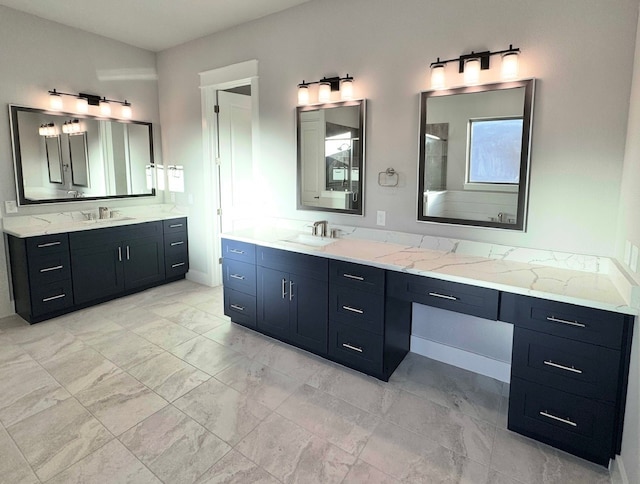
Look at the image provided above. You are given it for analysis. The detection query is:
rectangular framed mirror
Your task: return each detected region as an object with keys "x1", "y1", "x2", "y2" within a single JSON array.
[
  {"x1": 44, "y1": 136, "x2": 63, "y2": 184},
  {"x1": 297, "y1": 100, "x2": 365, "y2": 215},
  {"x1": 9, "y1": 105, "x2": 156, "y2": 205},
  {"x1": 417, "y1": 79, "x2": 535, "y2": 230}
]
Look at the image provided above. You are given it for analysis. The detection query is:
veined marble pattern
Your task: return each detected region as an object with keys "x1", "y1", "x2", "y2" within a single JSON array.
[
  {"x1": 223, "y1": 224, "x2": 637, "y2": 314},
  {"x1": 0, "y1": 280, "x2": 615, "y2": 483}
]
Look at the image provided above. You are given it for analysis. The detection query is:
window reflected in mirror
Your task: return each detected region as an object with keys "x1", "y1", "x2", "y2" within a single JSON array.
[{"x1": 418, "y1": 80, "x2": 535, "y2": 230}]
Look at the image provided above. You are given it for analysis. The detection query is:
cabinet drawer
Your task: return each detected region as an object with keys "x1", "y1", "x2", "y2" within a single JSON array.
[
  {"x1": 387, "y1": 271, "x2": 499, "y2": 320},
  {"x1": 500, "y1": 293, "x2": 627, "y2": 349},
  {"x1": 163, "y1": 218, "x2": 188, "y2": 234},
  {"x1": 328, "y1": 321, "x2": 383, "y2": 376},
  {"x1": 329, "y1": 260, "x2": 385, "y2": 295},
  {"x1": 31, "y1": 280, "x2": 73, "y2": 317},
  {"x1": 164, "y1": 232, "x2": 188, "y2": 257},
  {"x1": 512, "y1": 328, "x2": 620, "y2": 402},
  {"x1": 28, "y1": 253, "x2": 72, "y2": 286},
  {"x1": 329, "y1": 285, "x2": 384, "y2": 334},
  {"x1": 222, "y1": 239, "x2": 256, "y2": 264},
  {"x1": 224, "y1": 288, "x2": 256, "y2": 329},
  {"x1": 166, "y1": 256, "x2": 189, "y2": 278},
  {"x1": 26, "y1": 234, "x2": 69, "y2": 257},
  {"x1": 257, "y1": 246, "x2": 327, "y2": 281},
  {"x1": 509, "y1": 377, "x2": 615, "y2": 466},
  {"x1": 223, "y1": 259, "x2": 256, "y2": 296}
]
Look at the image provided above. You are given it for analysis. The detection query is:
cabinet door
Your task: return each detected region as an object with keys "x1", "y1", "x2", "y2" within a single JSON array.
[
  {"x1": 256, "y1": 266, "x2": 290, "y2": 340},
  {"x1": 71, "y1": 243, "x2": 124, "y2": 304},
  {"x1": 123, "y1": 236, "x2": 165, "y2": 290},
  {"x1": 290, "y1": 273, "x2": 328, "y2": 354}
]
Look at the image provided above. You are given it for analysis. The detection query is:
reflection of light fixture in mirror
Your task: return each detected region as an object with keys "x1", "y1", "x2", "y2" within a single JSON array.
[
  {"x1": 121, "y1": 101, "x2": 132, "y2": 119},
  {"x1": 49, "y1": 90, "x2": 63, "y2": 110},
  {"x1": 318, "y1": 82, "x2": 331, "y2": 103},
  {"x1": 99, "y1": 98, "x2": 111, "y2": 116},
  {"x1": 47, "y1": 89, "x2": 133, "y2": 118},
  {"x1": 297, "y1": 82, "x2": 310, "y2": 105},
  {"x1": 340, "y1": 76, "x2": 354, "y2": 100},
  {"x1": 295, "y1": 74, "x2": 356, "y2": 105},
  {"x1": 428, "y1": 45, "x2": 520, "y2": 89},
  {"x1": 425, "y1": 133, "x2": 443, "y2": 141},
  {"x1": 430, "y1": 60, "x2": 446, "y2": 89},
  {"x1": 464, "y1": 58, "x2": 481, "y2": 85},
  {"x1": 38, "y1": 123, "x2": 57, "y2": 137},
  {"x1": 62, "y1": 119, "x2": 83, "y2": 134},
  {"x1": 501, "y1": 50, "x2": 519, "y2": 80}
]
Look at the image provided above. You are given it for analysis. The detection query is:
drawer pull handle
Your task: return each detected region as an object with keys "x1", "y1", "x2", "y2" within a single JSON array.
[
  {"x1": 230, "y1": 274, "x2": 245, "y2": 280},
  {"x1": 290, "y1": 280, "x2": 294, "y2": 301},
  {"x1": 40, "y1": 265, "x2": 63, "y2": 273},
  {"x1": 118, "y1": 247, "x2": 122, "y2": 262},
  {"x1": 37, "y1": 241, "x2": 61, "y2": 248},
  {"x1": 230, "y1": 304, "x2": 245, "y2": 311},
  {"x1": 428, "y1": 292, "x2": 458, "y2": 301},
  {"x1": 342, "y1": 343, "x2": 363, "y2": 353},
  {"x1": 343, "y1": 273, "x2": 364, "y2": 281},
  {"x1": 42, "y1": 293, "x2": 65, "y2": 302},
  {"x1": 539, "y1": 411, "x2": 577, "y2": 427},
  {"x1": 342, "y1": 305, "x2": 364, "y2": 314},
  {"x1": 546, "y1": 316, "x2": 586, "y2": 328},
  {"x1": 126, "y1": 245, "x2": 130, "y2": 261},
  {"x1": 282, "y1": 278, "x2": 287, "y2": 299},
  {"x1": 229, "y1": 249, "x2": 245, "y2": 255},
  {"x1": 170, "y1": 241, "x2": 184, "y2": 246},
  {"x1": 543, "y1": 360, "x2": 583, "y2": 374},
  {"x1": 169, "y1": 223, "x2": 183, "y2": 228},
  {"x1": 172, "y1": 262, "x2": 186, "y2": 268}
]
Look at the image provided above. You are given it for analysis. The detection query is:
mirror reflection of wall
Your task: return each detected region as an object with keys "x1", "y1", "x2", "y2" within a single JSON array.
[
  {"x1": 297, "y1": 100, "x2": 365, "y2": 215},
  {"x1": 418, "y1": 80, "x2": 534, "y2": 230},
  {"x1": 44, "y1": 136, "x2": 63, "y2": 184},
  {"x1": 10, "y1": 105, "x2": 156, "y2": 205}
]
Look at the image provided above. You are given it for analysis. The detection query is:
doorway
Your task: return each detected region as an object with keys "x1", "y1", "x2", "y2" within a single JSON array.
[{"x1": 199, "y1": 60, "x2": 259, "y2": 287}]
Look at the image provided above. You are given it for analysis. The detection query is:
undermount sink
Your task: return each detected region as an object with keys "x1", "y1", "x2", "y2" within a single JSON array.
[
  {"x1": 82, "y1": 216, "x2": 136, "y2": 224},
  {"x1": 286, "y1": 234, "x2": 335, "y2": 247}
]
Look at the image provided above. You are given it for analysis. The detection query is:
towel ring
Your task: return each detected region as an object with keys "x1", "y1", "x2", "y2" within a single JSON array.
[{"x1": 378, "y1": 168, "x2": 399, "y2": 187}]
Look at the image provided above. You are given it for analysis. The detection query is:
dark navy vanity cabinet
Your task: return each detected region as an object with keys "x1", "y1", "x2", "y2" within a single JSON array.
[
  {"x1": 220, "y1": 237, "x2": 635, "y2": 468},
  {"x1": 8, "y1": 217, "x2": 189, "y2": 323}
]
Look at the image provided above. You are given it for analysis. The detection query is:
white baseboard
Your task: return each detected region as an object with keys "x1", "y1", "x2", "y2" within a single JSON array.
[
  {"x1": 185, "y1": 270, "x2": 215, "y2": 287},
  {"x1": 610, "y1": 457, "x2": 629, "y2": 484},
  {"x1": 410, "y1": 336, "x2": 511, "y2": 383}
]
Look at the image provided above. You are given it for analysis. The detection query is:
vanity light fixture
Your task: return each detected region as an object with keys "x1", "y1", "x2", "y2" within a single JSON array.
[
  {"x1": 47, "y1": 89, "x2": 134, "y2": 118},
  {"x1": 429, "y1": 44, "x2": 520, "y2": 89},
  {"x1": 296, "y1": 74, "x2": 355, "y2": 105},
  {"x1": 38, "y1": 123, "x2": 57, "y2": 137},
  {"x1": 62, "y1": 119, "x2": 83, "y2": 135}
]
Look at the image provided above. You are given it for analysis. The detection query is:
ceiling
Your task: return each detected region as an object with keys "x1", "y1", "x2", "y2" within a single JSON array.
[{"x1": 0, "y1": 0, "x2": 312, "y2": 52}]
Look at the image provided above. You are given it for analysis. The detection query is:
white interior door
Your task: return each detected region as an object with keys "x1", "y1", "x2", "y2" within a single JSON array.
[
  {"x1": 299, "y1": 109, "x2": 325, "y2": 206},
  {"x1": 217, "y1": 90, "x2": 253, "y2": 234}
]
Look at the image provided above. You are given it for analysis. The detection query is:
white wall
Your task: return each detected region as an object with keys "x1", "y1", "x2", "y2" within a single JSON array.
[
  {"x1": 157, "y1": 0, "x2": 637, "y2": 280},
  {"x1": 0, "y1": 5, "x2": 162, "y2": 318},
  {"x1": 616, "y1": 5, "x2": 640, "y2": 483}
]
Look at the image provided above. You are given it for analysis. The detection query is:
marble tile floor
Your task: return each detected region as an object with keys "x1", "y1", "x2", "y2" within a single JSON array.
[{"x1": 0, "y1": 280, "x2": 613, "y2": 483}]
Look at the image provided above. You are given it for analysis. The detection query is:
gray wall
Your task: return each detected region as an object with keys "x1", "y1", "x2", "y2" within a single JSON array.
[
  {"x1": 0, "y1": 5, "x2": 162, "y2": 317},
  {"x1": 157, "y1": 0, "x2": 637, "y2": 280}
]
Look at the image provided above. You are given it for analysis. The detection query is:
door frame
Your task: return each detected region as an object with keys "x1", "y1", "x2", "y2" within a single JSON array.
[{"x1": 198, "y1": 60, "x2": 259, "y2": 287}]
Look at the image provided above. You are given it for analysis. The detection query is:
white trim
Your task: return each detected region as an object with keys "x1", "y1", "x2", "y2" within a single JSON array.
[
  {"x1": 410, "y1": 335, "x2": 511, "y2": 382},
  {"x1": 611, "y1": 457, "x2": 630, "y2": 484},
  {"x1": 185, "y1": 269, "x2": 214, "y2": 287},
  {"x1": 199, "y1": 60, "x2": 259, "y2": 287},
  {"x1": 199, "y1": 60, "x2": 258, "y2": 88}
]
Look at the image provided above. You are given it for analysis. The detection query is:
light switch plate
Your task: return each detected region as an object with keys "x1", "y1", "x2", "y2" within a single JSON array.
[
  {"x1": 631, "y1": 245, "x2": 639, "y2": 273},
  {"x1": 376, "y1": 210, "x2": 386, "y2": 226},
  {"x1": 624, "y1": 241, "x2": 632, "y2": 266},
  {"x1": 4, "y1": 200, "x2": 17, "y2": 214}
]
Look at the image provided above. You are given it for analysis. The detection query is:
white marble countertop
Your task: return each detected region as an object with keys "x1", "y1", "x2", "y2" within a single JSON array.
[
  {"x1": 2, "y1": 205, "x2": 187, "y2": 238},
  {"x1": 222, "y1": 226, "x2": 639, "y2": 316}
]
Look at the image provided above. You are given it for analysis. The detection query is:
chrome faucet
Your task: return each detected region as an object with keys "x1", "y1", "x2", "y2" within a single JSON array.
[
  {"x1": 312, "y1": 220, "x2": 328, "y2": 237},
  {"x1": 98, "y1": 207, "x2": 110, "y2": 219}
]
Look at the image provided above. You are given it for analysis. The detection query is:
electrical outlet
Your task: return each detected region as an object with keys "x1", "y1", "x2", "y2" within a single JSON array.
[
  {"x1": 4, "y1": 200, "x2": 17, "y2": 214},
  {"x1": 376, "y1": 210, "x2": 386, "y2": 226},
  {"x1": 631, "y1": 245, "x2": 639, "y2": 273},
  {"x1": 624, "y1": 241, "x2": 632, "y2": 266}
]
